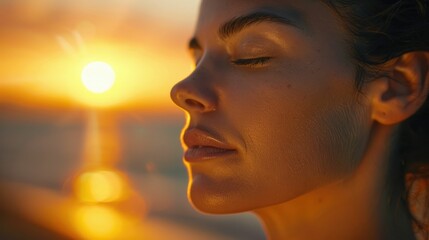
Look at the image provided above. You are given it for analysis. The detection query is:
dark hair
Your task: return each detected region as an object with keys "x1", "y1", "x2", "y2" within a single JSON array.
[{"x1": 323, "y1": 0, "x2": 429, "y2": 237}]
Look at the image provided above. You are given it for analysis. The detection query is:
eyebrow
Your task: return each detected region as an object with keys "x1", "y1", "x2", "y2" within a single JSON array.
[
  {"x1": 188, "y1": 11, "x2": 301, "y2": 51},
  {"x1": 219, "y1": 11, "x2": 300, "y2": 40}
]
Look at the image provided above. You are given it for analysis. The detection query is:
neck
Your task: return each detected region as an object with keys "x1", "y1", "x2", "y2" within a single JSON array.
[{"x1": 254, "y1": 123, "x2": 416, "y2": 240}]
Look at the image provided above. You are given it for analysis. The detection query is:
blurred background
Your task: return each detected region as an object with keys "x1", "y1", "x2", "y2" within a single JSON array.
[{"x1": 0, "y1": 0, "x2": 265, "y2": 239}]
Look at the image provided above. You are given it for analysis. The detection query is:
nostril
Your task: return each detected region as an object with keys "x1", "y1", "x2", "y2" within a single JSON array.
[
  {"x1": 170, "y1": 83, "x2": 217, "y2": 112},
  {"x1": 185, "y1": 99, "x2": 205, "y2": 110}
]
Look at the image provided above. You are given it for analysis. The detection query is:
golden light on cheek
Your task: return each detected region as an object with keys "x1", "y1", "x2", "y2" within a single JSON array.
[
  {"x1": 74, "y1": 170, "x2": 126, "y2": 203},
  {"x1": 73, "y1": 205, "x2": 123, "y2": 239}
]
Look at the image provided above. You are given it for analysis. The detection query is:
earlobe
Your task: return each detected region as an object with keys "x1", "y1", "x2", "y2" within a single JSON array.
[{"x1": 371, "y1": 52, "x2": 429, "y2": 125}]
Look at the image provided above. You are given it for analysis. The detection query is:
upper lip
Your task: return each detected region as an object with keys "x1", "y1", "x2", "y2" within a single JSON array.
[{"x1": 183, "y1": 128, "x2": 235, "y2": 150}]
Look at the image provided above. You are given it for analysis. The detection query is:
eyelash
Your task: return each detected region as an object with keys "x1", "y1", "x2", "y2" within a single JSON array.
[{"x1": 231, "y1": 57, "x2": 272, "y2": 67}]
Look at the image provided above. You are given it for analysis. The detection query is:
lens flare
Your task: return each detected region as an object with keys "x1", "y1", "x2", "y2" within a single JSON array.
[{"x1": 81, "y1": 61, "x2": 115, "y2": 93}]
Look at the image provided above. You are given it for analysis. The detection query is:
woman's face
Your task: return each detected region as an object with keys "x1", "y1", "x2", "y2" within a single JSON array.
[{"x1": 171, "y1": 0, "x2": 373, "y2": 213}]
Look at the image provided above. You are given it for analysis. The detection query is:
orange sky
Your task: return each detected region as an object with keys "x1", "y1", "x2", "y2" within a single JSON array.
[{"x1": 0, "y1": 0, "x2": 200, "y2": 111}]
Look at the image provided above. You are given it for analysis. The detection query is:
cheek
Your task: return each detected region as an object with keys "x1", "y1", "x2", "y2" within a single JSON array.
[{"x1": 221, "y1": 76, "x2": 371, "y2": 209}]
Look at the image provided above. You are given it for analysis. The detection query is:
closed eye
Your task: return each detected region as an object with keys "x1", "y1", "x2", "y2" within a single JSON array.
[{"x1": 231, "y1": 57, "x2": 272, "y2": 67}]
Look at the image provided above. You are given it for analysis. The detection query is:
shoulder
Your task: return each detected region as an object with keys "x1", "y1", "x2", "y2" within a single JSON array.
[{"x1": 407, "y1": 171, "x2": 429, "y2": 240}]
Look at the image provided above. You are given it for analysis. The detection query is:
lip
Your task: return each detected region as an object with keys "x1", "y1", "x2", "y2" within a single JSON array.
[{"x1": 182, "y1": 128, "x2": 237, "y2": 162}]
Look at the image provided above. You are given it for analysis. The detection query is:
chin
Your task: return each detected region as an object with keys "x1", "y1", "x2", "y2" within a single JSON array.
[
  {"x1": 187, "y1": 174, "x2": 254, "y2": 214},
  {"x1": 186, "y1": 171, "x2": 340, "y2": 215}
]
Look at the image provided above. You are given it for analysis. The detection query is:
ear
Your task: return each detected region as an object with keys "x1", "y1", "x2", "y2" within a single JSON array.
[{"x1": 370, "y1": 52, "x2": 429, "y2": 125}]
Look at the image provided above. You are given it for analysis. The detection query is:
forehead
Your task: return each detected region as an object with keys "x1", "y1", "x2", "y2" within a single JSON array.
[
  {"x1": 198, "y1": 0, "x2": 305, "y2": 24},
  {"x1": 196, "y1": 0, "x2": 341, "y2": 38}
]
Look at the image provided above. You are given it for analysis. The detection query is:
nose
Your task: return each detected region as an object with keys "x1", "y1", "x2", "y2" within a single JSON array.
[{"x1": 170, "y1": 73, "x2": 217, "y2": 113}]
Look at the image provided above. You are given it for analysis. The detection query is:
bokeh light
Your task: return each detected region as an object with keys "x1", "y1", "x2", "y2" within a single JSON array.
[
  {"x1": 73, "y1": 205, "x2": 123, "y2": 239},
  {"x1": 74, "y1": 170, "x2": 126, "y2": 203}
]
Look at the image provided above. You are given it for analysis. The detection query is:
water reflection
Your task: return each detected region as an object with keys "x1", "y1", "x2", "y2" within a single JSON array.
[
  {"x1": 70, "y1": 110, "x2": 140, "y2": 239},
  {"x1": 81, "y1": 111, "x2": 121, "y2": 166}
]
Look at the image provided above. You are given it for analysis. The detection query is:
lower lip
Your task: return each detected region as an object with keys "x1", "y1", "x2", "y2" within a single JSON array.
[{"x1": 184, "y1": 147, "x2": 236, "y2": 162}]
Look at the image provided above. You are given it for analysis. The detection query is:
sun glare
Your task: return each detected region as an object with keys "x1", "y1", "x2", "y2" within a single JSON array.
[{"x1": 81, "y1": 61, "x2": 115, "y2": 94}]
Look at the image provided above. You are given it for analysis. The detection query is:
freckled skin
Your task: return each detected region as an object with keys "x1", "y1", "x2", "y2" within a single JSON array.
[{"x1": 171, "y1": 0, "x2": 373, "y2": 214}]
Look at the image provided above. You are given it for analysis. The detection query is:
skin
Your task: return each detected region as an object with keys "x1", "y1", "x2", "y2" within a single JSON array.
[{"x1": 170, "y1": 0, "x2": 429, "y2": 239}]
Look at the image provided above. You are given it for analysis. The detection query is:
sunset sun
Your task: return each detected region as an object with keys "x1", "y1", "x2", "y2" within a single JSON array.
[{"x1": 81, "y1": 61, "x2": 116, "y2": 94}]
